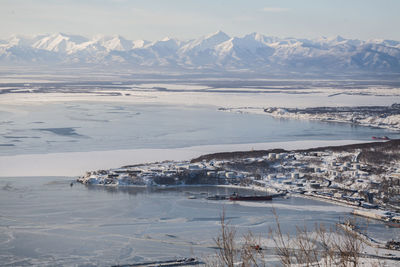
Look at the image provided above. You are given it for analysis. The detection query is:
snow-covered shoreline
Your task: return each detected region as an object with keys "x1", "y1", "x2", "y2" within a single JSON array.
[
  {"x1": 265, "y1": 107, "x2": 400, "y2": 132},
  {"x1": 0, "y1": 139, "x2": 369, "y2": 177},
  {"x1": 221, "y1": 105, "x2": 400, "y2": 132}
]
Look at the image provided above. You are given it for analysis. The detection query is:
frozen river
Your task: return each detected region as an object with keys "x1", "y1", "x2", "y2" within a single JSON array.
[{"x1": 1, "y1": 176, "x2": 399, "y2": 266}]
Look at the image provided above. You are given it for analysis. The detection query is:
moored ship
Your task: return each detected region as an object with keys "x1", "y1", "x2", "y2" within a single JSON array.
[{"x1": 229, "y1": 192, "x2": 272, "y2": 201}]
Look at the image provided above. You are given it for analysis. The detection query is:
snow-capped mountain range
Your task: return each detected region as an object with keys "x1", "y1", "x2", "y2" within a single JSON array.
[{"x1": 1, "y1": 31, "x2": 399, "y2": 73}]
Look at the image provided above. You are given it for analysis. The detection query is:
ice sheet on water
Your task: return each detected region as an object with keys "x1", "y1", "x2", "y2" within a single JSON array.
[{"x1": 225, "y1": 199, "x2": 352, "y2": 213}]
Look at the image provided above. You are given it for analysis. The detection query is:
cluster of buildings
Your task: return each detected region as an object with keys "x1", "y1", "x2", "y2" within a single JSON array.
[
  {"x1": 263, "y1": 104, "x2": 400, "y2": 132},
  {"x1": 78, "y1": 160, "x2": 246, "y2": 187},
  {"x1": 78, "y1": 145, "x2": 400, "y2": 215}
]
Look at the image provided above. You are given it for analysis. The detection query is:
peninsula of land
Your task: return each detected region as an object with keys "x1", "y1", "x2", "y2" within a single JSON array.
[{"x1": 78, "y1": 140, "x2": 400, "y2": 224}]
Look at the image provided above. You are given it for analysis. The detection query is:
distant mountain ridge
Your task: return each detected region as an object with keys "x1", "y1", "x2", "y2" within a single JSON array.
[{"x1": 1, "y1": 31, "x2": 399, "y2": 73}]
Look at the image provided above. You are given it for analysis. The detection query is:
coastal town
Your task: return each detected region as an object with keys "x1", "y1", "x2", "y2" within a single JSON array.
[
  {"x1": 264, "y1": 104, "x2": 400, "y2": 132},
  {"x1": 78, "y1": 140, "x2": 400, "y2": 228},
  {"x1": 219, "y1": 103, "x2": 400, "y2": 132}
]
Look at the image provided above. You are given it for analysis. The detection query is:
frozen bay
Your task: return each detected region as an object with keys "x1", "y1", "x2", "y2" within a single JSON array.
[
  {"x1": 1, "y1": 83, "x2": 400, "y2": 265},
  {"x1": 1, "y1": 101, "x2": 400, "y2": 157},
  {"x1": 1, "y1": 176, "x2": 398, "y2": 266}
]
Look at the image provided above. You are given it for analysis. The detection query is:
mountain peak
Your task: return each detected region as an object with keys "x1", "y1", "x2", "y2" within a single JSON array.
[
  {"x1": 179, "y1": 30, "x2": 231, "y2": 53},
  {"x1": 98, "y1": 35, "x2": 133, "y2": 51},
  {"x1": 206, "y1": 30, "x2": 230, "y2": 40},
  {"x1": 1, "y1": 32, "x2": 399, "y2": 73}
]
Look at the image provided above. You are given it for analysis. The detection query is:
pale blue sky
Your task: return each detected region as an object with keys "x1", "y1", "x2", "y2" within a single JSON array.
[{"x1": 1, "y1": 0, "x2": 399, "y2": 40}]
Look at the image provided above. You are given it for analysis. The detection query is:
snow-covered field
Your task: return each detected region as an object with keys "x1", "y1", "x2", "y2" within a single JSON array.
[{"x1": 1, "y1": 82, "x2": 400, "y2": 108}]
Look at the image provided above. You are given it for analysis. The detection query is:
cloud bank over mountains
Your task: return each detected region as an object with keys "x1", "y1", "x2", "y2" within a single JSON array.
[{"x1": 1, "y1": 31, "x2": 399, "y2": 74}]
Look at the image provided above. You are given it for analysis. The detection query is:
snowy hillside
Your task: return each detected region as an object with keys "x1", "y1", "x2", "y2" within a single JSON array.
[{"x1": 1, "y1": 31, "x2": 399, "y2": 73}]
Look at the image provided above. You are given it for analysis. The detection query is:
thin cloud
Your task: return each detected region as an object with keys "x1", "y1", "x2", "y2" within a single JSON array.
[{"x1": 262, "y1": 7, "x2": 289, "y2": 13}]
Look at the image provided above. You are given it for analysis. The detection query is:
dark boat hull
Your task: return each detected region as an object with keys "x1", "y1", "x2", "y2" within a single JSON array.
[{"x1": 229, "y1": 195, "x2": 272, "y2": 201}]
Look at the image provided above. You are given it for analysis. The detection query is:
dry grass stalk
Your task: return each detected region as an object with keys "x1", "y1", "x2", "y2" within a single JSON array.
[
  {"x1": 241, "y1": 231, "x2": 265, "y2": 267},
  {"x1": 269, "y1": 215, "x2": 365, "y2": 267},
  {"x1": 211, "y1": 210, "x2": 367, "y2": 267},
  {"x1": 214, "y1": 210, "x2": 238, "y2": 267}
]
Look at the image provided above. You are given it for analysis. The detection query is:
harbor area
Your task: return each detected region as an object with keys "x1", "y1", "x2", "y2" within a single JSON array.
[{"x1": 78, "y1": 140, "x2": 400, "y2": 225}]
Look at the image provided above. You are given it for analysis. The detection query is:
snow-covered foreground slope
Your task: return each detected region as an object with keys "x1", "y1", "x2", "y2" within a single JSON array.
[{"x1": 1, "y1": 31, "x2": 400, "y2": 73}]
